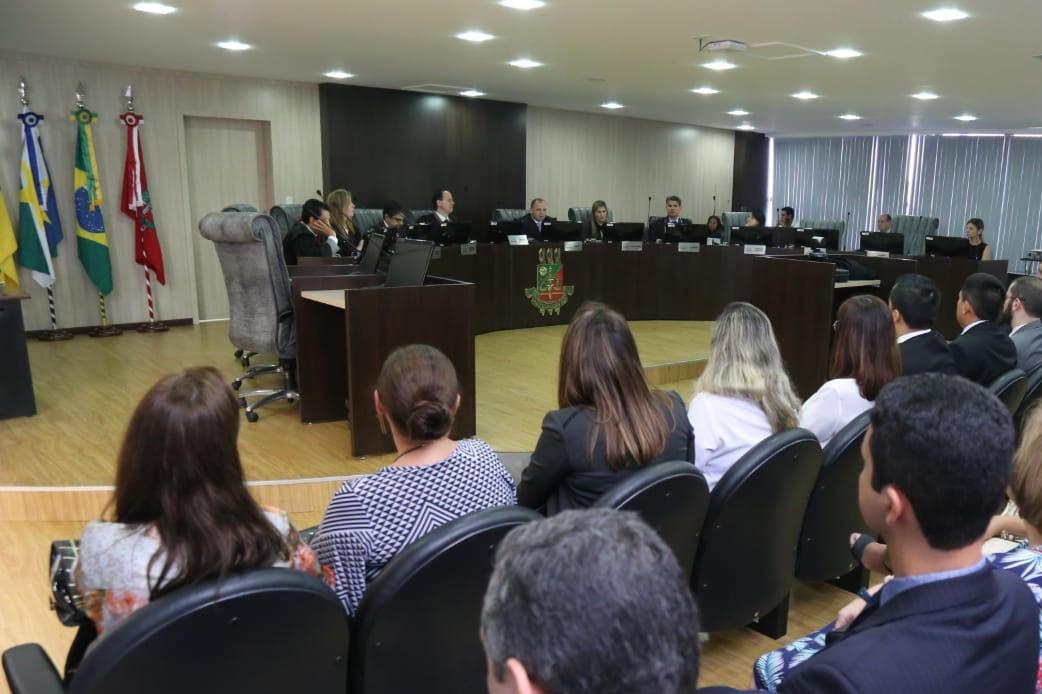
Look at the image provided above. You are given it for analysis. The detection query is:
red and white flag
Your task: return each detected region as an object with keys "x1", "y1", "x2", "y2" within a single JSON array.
[{"x1": 120, "y1": 111, "x2": 165, "y2": 285}]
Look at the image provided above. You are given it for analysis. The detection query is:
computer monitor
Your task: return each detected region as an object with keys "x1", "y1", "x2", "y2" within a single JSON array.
[
  {"x1": 730, "y1": 226, "x2": 773, "y2": 246},
  {"x1": 770, "y1": 226, "x2": 797, "y2": 248},
  {"x1": 860, "y1": 232, "x2": 905, "y2": 255},
  {"x1": 925, "y1": 235, "x2": 972, "y2": 258},
  {"x1": 412, "y1": 221, "x2": 472, "y2": 246},
  {"x1": 359, "y1": 232, "x2": 386, "y2": 274},
  {"x1": 796, "y1": 228, "x2": 840, "y2": 251},
  {"x1": 475, "y1": 220, "x2": 522, "y2": 243},
  {"x1": 658, "y1": 223, "x2": 709, "y2": 244},
  {"x1": 602, "y1": 222, "x2": 645, "y2": 242},
  {"x1": 794, "y1": 229, "x2": 832, "y2": 251},
  {"x1": 384, "y1": 238, "x2": 435, "y2": 287},
  {"x1": 541, "y1": 220, "x2": 583, "y2": 243}
]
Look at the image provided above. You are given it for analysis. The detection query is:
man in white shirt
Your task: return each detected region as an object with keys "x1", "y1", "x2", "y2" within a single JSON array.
[
  {"x1": 418, "y1": 190, "x2": 455, "y2": 226},
  {"x1": 888, "y1": 274, "x2": 956, "y2": 376},
  {"x1": 1002, "y1": 276, "x2": 1042, "y2": 372},
  {"x1": 877, "y1": 214, "x2": 893, "y2": 233}
]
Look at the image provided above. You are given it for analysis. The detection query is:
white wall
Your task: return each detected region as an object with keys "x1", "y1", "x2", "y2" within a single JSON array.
[
  {"x1": 0, "y1": 52, "x2": 321, "y2": 331},
  {"x1": 525, "y1": 106, "x2": 735, "y2": 224}
]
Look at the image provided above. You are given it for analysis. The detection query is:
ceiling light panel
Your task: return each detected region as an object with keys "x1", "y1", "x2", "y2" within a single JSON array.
[
  {"x1": 217, "y1": 40, "x2": 251, "y2": 51},
  {"x1": 921, "y1": 7, "x2": 969, "y2": 22},
  {"x1": 509, "y1": 58, "x2": 543, "y2": 69},
  {"x1": 324, "y1": 70, "x2": 353, "y2": 79},
  {"x1": 838, "y1": 113, "x2": 862, "y2": 120},
  {"x1": 791, "y1": 91, "x2": 819, "y2": 100},
  {"x1": 601, "y1": 102, "x2": 624, "y2": 109},
  {"x1": 824, "y1": 48, "x2": 862, "y2": 59},
  {"x1": 499, "y1": 0, "x2": 545, "y2": 9},
  {"x1": 911, "y1": 91, "x2": 940, "y2": 100},
  {"x1": 133, "y1": 2, "x2": 177, "y2": 14},
  {"x1": 727, "y1": 109, "x2": 750, "y2": 116},
  {"x1": 457, "y1": 30, "x2": 494, "y2": 42},
  {"x1": 691, "y1": 86, "x2": 720, "y2": 95},
  {"x1": 460, "y1": 89, "x2": 485, "y2": 97},
  {"x1": 702, "y1": 59, "x2": 737, "y2": 71}
]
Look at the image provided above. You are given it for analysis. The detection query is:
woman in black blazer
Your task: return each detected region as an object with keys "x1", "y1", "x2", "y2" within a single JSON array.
[{"x1": 518, "y1": 302, "x2": 694, "y2": 514}]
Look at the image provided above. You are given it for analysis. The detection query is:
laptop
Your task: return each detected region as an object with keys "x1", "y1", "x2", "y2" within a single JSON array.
[
  {"x1": 359, "y1": 232, "x2": 386, "y2": 274},
  {"x1": 385, "y1": 238, "x2": 435, "y2": 287}
]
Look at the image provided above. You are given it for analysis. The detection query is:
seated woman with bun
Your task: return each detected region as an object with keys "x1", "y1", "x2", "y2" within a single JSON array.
[{"x1": 312, "y1": 345, "x2": 516, "y2": 614}]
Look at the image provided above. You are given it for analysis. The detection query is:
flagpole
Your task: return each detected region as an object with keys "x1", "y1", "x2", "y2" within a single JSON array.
[{"x1": 19, "y1": 77, "x2": 73, "y2": 342}]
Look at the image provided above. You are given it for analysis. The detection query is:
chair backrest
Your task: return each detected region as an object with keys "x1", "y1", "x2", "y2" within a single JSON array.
[
  {"x1": 406, "y1": 209, "x2": 434, "y2": 225},
  {"x1": 269, "y1": 204, "x2": 302, "y2": 239},
  {"x1": 989, "y1": 368, "x2": 1029, "y2": 415},
  {"x1": 568, "y1": 206, "x2": 615, "y2": 224},
  {"x1": 350, "y1": 506, "x2": 541, "y2": 694},
  {"x1": 198, "y1": 212, "x2": 295, "y2": 358},
  {"x1": 593, "y1": 461, "x2": 709, "y2": 577},
  {"x1": 221, "y1": 203, "x2": 258, "y2": 213},
  {"x1": 355, "y1": 208, "x2": 384, "y2": 234},
  {"x1": 493, "y1": 208, "x2": 527, "y2": 222},
  {"x1": 798, "y1": 218, "x2": 846, "y2": 247},
  {"x1": 795, "y1": 411, "x2": 872, "y2": 582},
  {"x1": 1015, "y1": 365, "x2": 1042, "y2": 434},
  {"x1": 67, "y1": 569, "x2": 348, "y2": 694},
  {"x1": 893, "y1": 215, "x2": 939, "y2": 256},
  {"x1": 691, "y1": 428, "x2": 822, "y2": 632}
]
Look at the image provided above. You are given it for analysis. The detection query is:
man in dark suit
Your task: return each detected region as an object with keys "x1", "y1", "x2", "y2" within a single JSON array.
[
  {"x1": 703, "y1": 374, "x2": 1038, "y2": 694},
  {"x1": 367, "y1": 201, "x2": 407, "y2": 271},
  {"x1": 519, "y1": 198, "x2": 555, "y2": 241},
  {"x1": 647, "y1": 195, "x2": 693, "y2": 241},
  {"x1": 888, "y1": 273, "x2": 957, "y2": 376},
  {"x1": 949, "y1": 273, "x2": 1018, "y2": 385},
  {"x1": 282, "y1": 198, "x2": 338, "y2": 265},
  {"x1": 778, "y1": 205, "x2": 795, "y2": 227},
  {"x1": 416, "y1": 189, "x2": 454, "y2": 226},
  {"x1": 1003, "y1": 275, "x2": 1042, "y2": 372}
]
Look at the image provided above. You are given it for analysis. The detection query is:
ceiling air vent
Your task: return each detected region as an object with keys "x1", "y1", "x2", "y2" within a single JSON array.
[{"x1": 402, "y1": 83, "x2": 472, "y2": 96}]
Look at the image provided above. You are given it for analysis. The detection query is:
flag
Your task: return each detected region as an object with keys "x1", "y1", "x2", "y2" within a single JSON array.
[
  {"x1": 0, "y1": 189, "x2": 17, "y2": 289},
  {"x1": 16, "y1": 111, "x2": 64, "y2": 289},
  {"x1": 71, "y1": 107, "x2": 113, "y2": 295},
  {"x1": 120, "y1": 112, "x2": 165, "y2": 284}
]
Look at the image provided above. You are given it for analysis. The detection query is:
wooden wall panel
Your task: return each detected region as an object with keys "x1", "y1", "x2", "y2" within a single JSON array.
[
  {"x1": 732, "y1": 130, "x2": 769, "y2": 215},
  {"x1": 525, "y1": 106, "x2": 735, "y2": 224},
  {"x1": 0, "y1": 52, "x2": 322, "y2": 331}
]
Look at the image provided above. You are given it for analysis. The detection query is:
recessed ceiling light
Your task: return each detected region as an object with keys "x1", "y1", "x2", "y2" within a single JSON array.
[
  {"x1": 953, "y1": 113, "x2": 978, "y2": 121},
  {"x1": 702, "y1": 59, "x2": 737, "y2": 71},
  {"x1": 323, "y1": 70, "x2": 353, "y2": 80},
  {"x1": 921, "y1": 7, "x2": 969, "y2": 22},
  {"x1": 499, "y1": 0, "x2": 545, "y2": 9},
  {"x1": 791, "y1": 91, "x2": 820, "y2": 100},
  {"x1": 691, "y1": 86, "x2": 720, "y2": 95},
  {"x1": 838, "y1": 113, "x2": 862, "y2": 120},
  {"x1": 824, "y1": 48, "x2": 862, "y2": 59},
  {"x1": 737, "y1": 123, "x2": 756, "y2": 131},
  {"x1": 509, "y1": 58, "x2": 543, "y2": 69},
  {"x1": 217, "y1": 40, "x2": 251, "y2": 51},
  {"x1": 133, "y1": 2, "x2": 177, "y2": 14},
  {"x1": 601, "y1": 102, "x2": 624, "y2": 110},
  {"x1": 457, "y1": 30, "x2": 495, "y2": 42},
  {"x1": 727, "y1": 109, "x2": 750, "y2": 116},
  {"x1": 911, "y1": 91, "x2": 940, "y2": 100},
  {"x1": 460, "y1": 89, "x2": 485, "y2": 98}
]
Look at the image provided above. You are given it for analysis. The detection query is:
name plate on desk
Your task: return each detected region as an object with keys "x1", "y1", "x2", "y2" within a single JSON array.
[
  {"x1": 677, "y1": 242, "x2": 701, "y2": 253},
  {"x1": 865, "y1": 250, "x2": 890, "y2": 258},
  {"x1": 803, "y1": 246, "x2": 812, "y2": 255},
  {"x1": 563, "y1": 241, "x2": 583, "y2": 252},
  {"x1": 460, "y1": 241, "x2": 478, "y2": 256},
  {"x1": 706, "y1": 237, "x2": 723, "y2": 246},
  {"x1": 508, "y1": 235, "x2": 529, "y2": 246},
  {"x1": 431, "y1": 246, "x2": 443, "y2": 260},
  {"x1": 743, "y1": 244, "x2": 767, "y2": 255},
  {"x1": 620, "y1": 241, "x2": 643, "y2": 252}
]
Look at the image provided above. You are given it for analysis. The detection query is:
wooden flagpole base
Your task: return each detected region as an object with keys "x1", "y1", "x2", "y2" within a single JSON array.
[
  {"x1": 88, "y1": 325, "x2": 123, "y2": 338},
  {"x1": 135, "y1": 321, "x2": 169, "y2": 333},
  {"x1": 35, "y1": 329, "x2": 75, "y2": 342}
]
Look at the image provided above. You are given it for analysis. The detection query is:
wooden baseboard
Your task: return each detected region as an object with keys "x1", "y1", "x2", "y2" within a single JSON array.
[
  {"x1": 645, "y1": 359, "x2": 706, "y2": 386},
  {"x1": 26, "y1": 318, "x2": 193, "y2": 338}
]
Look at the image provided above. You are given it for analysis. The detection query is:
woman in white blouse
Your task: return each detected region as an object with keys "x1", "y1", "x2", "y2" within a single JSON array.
[
  {"x1": 688, "y1": 302, "x2": 802, "y2": 489},
  {"x1": 800, "y1": 295, "x2": 901, "y2": 448}
]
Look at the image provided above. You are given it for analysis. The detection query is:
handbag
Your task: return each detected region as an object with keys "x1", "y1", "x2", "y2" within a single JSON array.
[{"x1": 49, "y1": 539, "x2": 90, "y2": 627}]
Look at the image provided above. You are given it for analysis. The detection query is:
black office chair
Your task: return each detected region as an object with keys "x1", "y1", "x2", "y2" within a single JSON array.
[
  {"x1": 989, "y1": 369, "x2": 1029, "y2": 416},
  {"x1": 795, "y1": 411, "x2": 872, "y2": 593},
  {"x1": 492, "y1": 208, "x2": 527, "y2": 222},
  {"x1": 593, "y1": 461, "x2": 709, "y2": 577},
  {"x1": 690, "y1": 428, "x2": 822, "y2": 638},
  {"x1": 350, "y1": 505, "x2": 541, "y2": 694},
  {"x1": 2, "y1": 569, "x2": 348, "y2": 694},
  {"x1": 406, "y1": 209, "x2": 434, "y2": 225},
  {"x1": 1015, "y1": 365, "x2": 1042, "y2": 433}
]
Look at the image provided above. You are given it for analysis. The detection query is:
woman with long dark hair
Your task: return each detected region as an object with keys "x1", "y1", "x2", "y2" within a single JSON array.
[
  {"x1": 799, "y1": 295, "x2": 901, "y2": 447},
  {"x1": 965, "y1": 217, "x2": 993, "y2": 261},
  {"x1": 584, "y1": 200, "x2": 610, "y2": 240},
  {"x1": 517, "y1": 302, "x2": 693, "y2": 513}
]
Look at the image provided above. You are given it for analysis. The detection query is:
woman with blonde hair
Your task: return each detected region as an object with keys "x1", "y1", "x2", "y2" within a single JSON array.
[
  {"x1": 689, "y1": 302, "x2": 801, "y2": 489},
  {"x1": 326, "y1": 188, "x2": 361, "y2": 256}
]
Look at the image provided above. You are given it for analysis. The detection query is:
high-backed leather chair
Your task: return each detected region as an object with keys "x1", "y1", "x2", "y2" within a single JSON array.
[
  {"x1": 691, "y1": 428, "x2": 822, "y2": 638},
  {"x1": 350, "y1": 506, "x2": 541, "y2": 694},
  {"x1": 221, "y1": 203, "x2": 257, "y2": 213},
  {"x1": 798, "y1": 219, "x2": 846, "y2": 248},
  {"x1": 492, "y1": 208, "x2": 527, "y2": 222},
  {"x1": 198, "y1": 212, "x2": 298, "y2": 421},
  {"x1": 1015, "y1": 365, "x2": 1042, "y2": 436},
  {"x1": 593, "y1": 461, "x2": 709, "y2": 577},
  {"x1": 354, "y1": 208, "x2": 384, "y2": 235},
  {"x1": 795, "y1": 411, "x2": 872, "y2": 592},
  {"x1": 989, "y1": 369, "x2": 1029, "y2": 416},
  {"x1": 2, "y1": 569, "x2": 348, "y2": 694},
  {"x1": 568, "y1": 206, "x2": 615, "y2": 225},
  {"x1": 406, "y1": 209, "x2": 434, "y2": 225},
  {"x1": 269, "y1": 204, "x2": 302, "y2": 239},
  {"x1": 892, "y1": 215, "x2": 939, "y2": 256}
]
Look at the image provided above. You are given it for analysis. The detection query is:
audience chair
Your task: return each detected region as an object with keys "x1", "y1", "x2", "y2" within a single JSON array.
[
  {"x1": 268, "y1": 204, "x2": 302, "y2": 240},
  {"x1": 593, "y1": 461, "x2": 709, "y2": 577},
  {"x1": 989, "y1": 369, "x2": 1029, "y2": 416},
  {"x1": 690, "y1": 428, "x2": 822, "y2": 639},
  {"x1": 353, "y1": 208, "x2": 383, "y2": 235},
  {"x1": 1015, "y1": 364, "x2": 1042, "y2": 436},
  {"x1": 492, "y1": 208, "x2": 527, "y2": 222},
  {"x1": 795, "y1": 411, "x2": 872, "y2": 593},
  {"x1": 567, "y1": 206, "x2": 614, "y2": 224},
  {"x1": 2, "y1": 569, "x2": 348, "y2": 694},
  {"x1": 350, "y1": 506, "x2": 541, "y2": 694},
  {"x1": 198, "y1": 212, "x2": 299, "y2": 422}
]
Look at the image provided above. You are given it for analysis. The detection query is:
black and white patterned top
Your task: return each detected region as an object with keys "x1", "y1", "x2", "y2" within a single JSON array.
[{"x1": 311, "y1": 438, "x2": 517, "y2": 614}]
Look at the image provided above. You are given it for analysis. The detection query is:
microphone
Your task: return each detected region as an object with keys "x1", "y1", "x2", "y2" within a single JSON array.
[{"x1": 316, "y1": 189, "x2": 324, "y2": 198}]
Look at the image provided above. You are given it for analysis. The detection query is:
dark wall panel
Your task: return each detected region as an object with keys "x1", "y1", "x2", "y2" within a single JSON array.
[
  {"x1": 732, "y1": 131, "x2": 769, "y2": 214},
  {"x1": 319, "y1": 84, "x2": 526, "y2": 224}
]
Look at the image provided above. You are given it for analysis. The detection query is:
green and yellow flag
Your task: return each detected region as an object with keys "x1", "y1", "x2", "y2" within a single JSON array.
[
  {"x1": 0, "y1": 189, "x2": 17, "y2": 290},
  {"x1": 71, "y1": 107, "x2": 112, "y2": 295}
]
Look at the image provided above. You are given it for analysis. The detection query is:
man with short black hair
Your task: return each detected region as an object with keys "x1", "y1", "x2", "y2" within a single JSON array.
[
  {"x1": 779, "y1": 206, "x2": 795, "y2": 227},
  {"x1": 949, "y1": 272, "x2": 1018, "y2": 385},
  {"x1": 1003, "y1": 275, "x2": 1042, "y2": 372},
  {"x1": 877, "y1": 213, "x2": 893, "y2": 233},
  {"x1": 417, "y1": 190, "x2": 455, "y2": 226},
  {"x1": 282, "y1": 198, "x2": 338, "y2": 265},
  {"x1": 889, "y1": 274, "x2": 956, "y2": 376},
  {"x1": 520, "y1": 198, "x2": 555, "y2": 240},
  {"x1": 481, "y1": 509, "x2": 702, "y2": 694},
  {"x1": 647, "y1": 195, "x2": 693, "y2": 241}
]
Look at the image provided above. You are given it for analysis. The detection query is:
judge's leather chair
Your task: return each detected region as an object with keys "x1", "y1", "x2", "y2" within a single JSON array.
[
  {"x1": 593, "y1": 461, "x2": 709, "y2": 578},
  {"x1": 568, "y1": 206, "x2": 615, "y2": 225},
  {"x1": 989, "y1": 369, "x2": 1029, "y2": 416},
  {"x1": 350, "y1": 506, "x2": 541, "y2": 694},
  {"x1": 269, "y1": 204, "x2": 302, "y2": 239},
  {"x1": 492, "y1": 208, "x2": 527, "y2": 222},
  {"x1": 354, "y1": 208, "x2": 384, "y2": 235},
  {"x1": 795, "y1": 411, "x2": 872, "y2": 592},
  {"x1": 406, "y1": 209, "x2": 434, "y2": 225},
  {"x1": 221, "y1": 203, "x2": 257, "y2": 213},
  {"x1": 2, "y1": 569, "x2": 348, "y2": 694},
  {"x1": 691, "y1": 428, "x2": 822, "y2": 639}
]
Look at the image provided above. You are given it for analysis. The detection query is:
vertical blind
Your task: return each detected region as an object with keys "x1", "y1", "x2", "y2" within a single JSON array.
[{"x1": 772, "y1": 133, "x2": 1042, "y2": 260}]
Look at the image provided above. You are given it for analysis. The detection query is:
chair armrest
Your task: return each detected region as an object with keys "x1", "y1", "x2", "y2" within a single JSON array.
[{"x1": 3, "y1": 644, "x2": 65, "y2": 694}]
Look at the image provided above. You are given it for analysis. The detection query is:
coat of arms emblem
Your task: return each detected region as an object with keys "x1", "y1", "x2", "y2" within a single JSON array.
[{"x1": 525, "y1": 247, "x2": 574, "y2": 316}]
